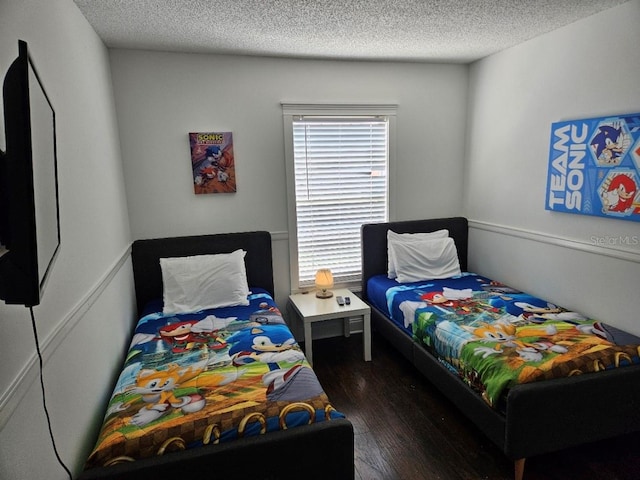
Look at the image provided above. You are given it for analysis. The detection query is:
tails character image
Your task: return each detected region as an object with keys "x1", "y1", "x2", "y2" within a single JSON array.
[
  {"x1": 464, "y1": 321, "x2": 568, "y2": 363},
  {"x1": 130, "y1": 361, "x2": 207, "y2": 426}
]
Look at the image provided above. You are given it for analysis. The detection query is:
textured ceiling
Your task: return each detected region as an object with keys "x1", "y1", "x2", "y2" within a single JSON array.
[{"x1": 74, "y1": 0, "x2": 630, "y2": 63}]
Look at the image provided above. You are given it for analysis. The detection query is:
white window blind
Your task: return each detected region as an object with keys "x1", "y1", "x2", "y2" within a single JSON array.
[{"x1": 292, "y1": 116, "x2": 389, "y2": 287}]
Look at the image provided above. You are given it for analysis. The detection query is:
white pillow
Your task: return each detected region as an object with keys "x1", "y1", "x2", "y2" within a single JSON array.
[
  {"x1": 391, "y1": 237, "x2": 461, "y2": 283},
  {"x1": 387, "y1": 229, "x2": 449, "y2": 279},
  {"x1": 160, "y1": 249, "x2": 250, "y2": 315}
]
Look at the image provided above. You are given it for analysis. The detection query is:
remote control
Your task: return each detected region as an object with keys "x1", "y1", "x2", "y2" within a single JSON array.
[
  {"x1": 344, "y1": 296, "x2": 351, "y2": 305},
  {"x1": 336, "y1": 296, "x2": 345, "y2": 306}
]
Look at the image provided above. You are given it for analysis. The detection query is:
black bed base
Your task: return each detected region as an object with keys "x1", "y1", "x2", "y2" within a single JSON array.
[
  {"x1": 78, "y1": 418, "x2": 354, "y2": 480},
  {"x1": 362, "y1": 217, "x2": 640, "y2": 479},
  {"x1": 371, "y1": 304, "x2": 640, "y2": 460}
]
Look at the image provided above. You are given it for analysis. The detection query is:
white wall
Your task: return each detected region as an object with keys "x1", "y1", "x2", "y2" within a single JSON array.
[
  {"x1": 465, "y1": 1, "x2": 640, "y2": 334},
  {"x1": 109, "y1": 51, "x2": 469, "y2": 306},
  {"x1": 0, "y1": 0, "x2": 134, "y2": 478}
]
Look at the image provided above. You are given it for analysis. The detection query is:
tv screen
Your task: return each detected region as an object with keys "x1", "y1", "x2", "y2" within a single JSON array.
[{"x1": 0, "y1": 40, "x2": 60, "y2": 307}]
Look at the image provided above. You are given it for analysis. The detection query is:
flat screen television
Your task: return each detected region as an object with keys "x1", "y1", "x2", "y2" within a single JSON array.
[{"x1": 0, "y1": 40, "x2": 60, "y2": 307}]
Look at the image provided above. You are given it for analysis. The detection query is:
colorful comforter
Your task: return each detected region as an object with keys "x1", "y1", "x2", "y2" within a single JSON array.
[
  {"x1": 368, "y1": 273, "x2": 640, "y2": 407},
  {"x1": 84, "y1": 289, "x2": 344, "y2": 470}
]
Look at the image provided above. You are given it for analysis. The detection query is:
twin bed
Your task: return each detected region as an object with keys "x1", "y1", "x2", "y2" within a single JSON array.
[
  {"x1": 361, "y1": 217, "x2": 640, "y2": 480},
  {"x1": 79, "y1": 231, "x2": 354, "y2": 480}
]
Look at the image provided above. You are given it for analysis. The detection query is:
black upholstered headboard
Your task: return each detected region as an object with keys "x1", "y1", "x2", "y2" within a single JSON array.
[
  {"x1": 131, "y1": 231, "x2": 274, "y2": 317},
  {"x1": 361, "y1": 217, "x2": 468, "y2": 300}
]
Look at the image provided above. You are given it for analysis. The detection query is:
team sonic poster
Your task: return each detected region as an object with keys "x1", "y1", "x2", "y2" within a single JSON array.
[
  {"x1": 545, "y1": 112, "x2": 640, "y2": 222},
  {"x1": 189, "y1": 132, "x2": 236, "y2": 194}
]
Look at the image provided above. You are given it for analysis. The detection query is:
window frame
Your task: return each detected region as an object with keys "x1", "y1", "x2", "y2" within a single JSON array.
[{"x1": 282, "y1": 103, "x2": 397, "y2": 293}]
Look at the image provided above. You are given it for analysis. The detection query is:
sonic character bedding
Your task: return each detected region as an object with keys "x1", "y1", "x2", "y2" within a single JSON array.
[
  {"x1": 84, "y1": 288, "x2": 344, "y2": 470},
  {"x1": 367, "y1": 229, "x2": 640, "y2": 409}
]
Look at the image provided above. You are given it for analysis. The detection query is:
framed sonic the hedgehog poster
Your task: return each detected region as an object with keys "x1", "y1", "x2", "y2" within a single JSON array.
[
  {"x1": 189, "y1": 132, "x2": 236, "y2": 194},
  {"x1": 545, "y1": 112, "x2": 640, "y2": 222}
]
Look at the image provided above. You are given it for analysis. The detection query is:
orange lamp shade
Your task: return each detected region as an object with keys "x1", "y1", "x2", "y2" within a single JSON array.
[{"x1": 314, "y1": 269, "x2": 334, "y2": 298}]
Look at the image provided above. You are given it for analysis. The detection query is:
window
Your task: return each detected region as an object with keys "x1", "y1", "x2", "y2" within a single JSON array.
[{"x1": 283, "y1": 104, "x2": 396, "y2": 290}]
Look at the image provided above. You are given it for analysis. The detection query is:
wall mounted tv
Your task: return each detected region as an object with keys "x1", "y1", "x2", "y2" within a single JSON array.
[{"x1": 0, "y1": 40, "x2": 61, "y2": 307}]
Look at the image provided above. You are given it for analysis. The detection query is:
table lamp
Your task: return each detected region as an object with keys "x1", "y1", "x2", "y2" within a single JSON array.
[{"x1": 315, "y1": 269, "x2": 334, "y2": 298}]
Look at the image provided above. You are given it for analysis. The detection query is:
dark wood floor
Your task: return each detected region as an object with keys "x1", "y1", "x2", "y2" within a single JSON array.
[{"x1": 310, "y1": 333, "x2": 640, "y2": 480}]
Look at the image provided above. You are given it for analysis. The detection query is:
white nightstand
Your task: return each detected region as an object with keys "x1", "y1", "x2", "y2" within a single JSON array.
[{"x1": 288, "y1": 288, "x2": 371, "y2": 366}]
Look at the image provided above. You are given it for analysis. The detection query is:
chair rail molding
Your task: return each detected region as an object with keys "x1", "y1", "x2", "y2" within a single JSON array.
[
  {"x1": 468, "y1": 219, "x2": 640, "y2": 264},
  {"x1": 0, "y1": 244, "x2": 132, "y2": 430}
]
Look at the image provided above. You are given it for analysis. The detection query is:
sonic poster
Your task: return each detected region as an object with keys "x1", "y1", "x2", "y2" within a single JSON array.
[
  {"x1": 189, "y1": 132, "x2": 236, "y2": 194},
  {"x1": 545, "y1": 113, "x2": 640, "y2": 222}
]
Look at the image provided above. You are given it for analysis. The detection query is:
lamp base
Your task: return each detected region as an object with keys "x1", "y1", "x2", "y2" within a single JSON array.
[{"x1": 315, "y1": 289, "x2": 333, "y2": 299}]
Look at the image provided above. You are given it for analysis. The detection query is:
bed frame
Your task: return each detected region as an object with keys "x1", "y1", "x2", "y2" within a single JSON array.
[
  {"x1": 361, "y1": 217, "x2": 640, "y2": 480},
  {"x1": 79, "y1": 231, "x2": 354, "y2": 480}
]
